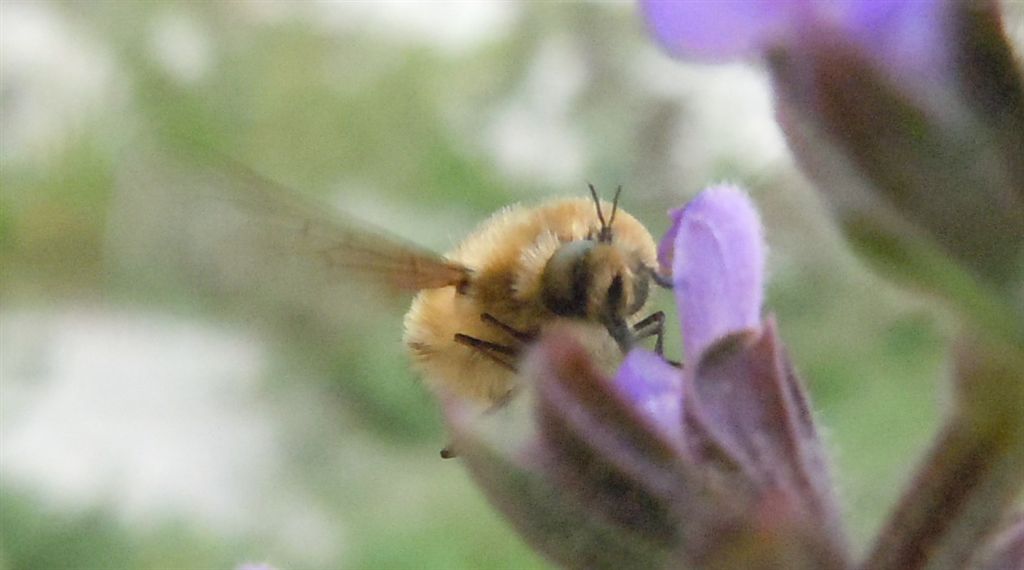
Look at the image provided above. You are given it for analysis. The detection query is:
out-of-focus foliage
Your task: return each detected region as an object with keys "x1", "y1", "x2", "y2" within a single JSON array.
[{"x1": 1, "y1": 1, "x2": 990, "y2": 568}]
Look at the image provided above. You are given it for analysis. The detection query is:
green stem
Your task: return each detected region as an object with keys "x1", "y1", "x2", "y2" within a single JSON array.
[{"x1": 862, "y1": 338, "x2": 1024, "y2": 570}]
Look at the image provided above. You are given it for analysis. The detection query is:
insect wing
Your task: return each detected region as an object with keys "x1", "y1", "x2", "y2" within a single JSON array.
[{"x1": 211, "y1": 158, "x2": 470, "y2": 293}]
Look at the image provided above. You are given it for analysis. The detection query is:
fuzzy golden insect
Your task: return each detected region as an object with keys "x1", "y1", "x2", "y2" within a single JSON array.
[
  {"x1": 404, "y1": 187, "x2": 670, "y2": 406},
  {"x1": 220, "y1": 165, "x2": 669, "y2": 410}
]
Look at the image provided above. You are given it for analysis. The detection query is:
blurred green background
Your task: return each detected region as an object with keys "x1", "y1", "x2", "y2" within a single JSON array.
[{"x1": 0, "y1": 2, "x2": 985, "y2": 569}]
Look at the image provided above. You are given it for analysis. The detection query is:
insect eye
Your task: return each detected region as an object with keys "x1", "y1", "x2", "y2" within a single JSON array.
[
  {"x1": 606, "y1": 273, "x2": 624, "y2": 310},
  {"x1": 628, "y1": 270, "x2": 650, "y2": 315},
  {"x1": 541, "y1": 241, "x2": 595, "y2": 318}
]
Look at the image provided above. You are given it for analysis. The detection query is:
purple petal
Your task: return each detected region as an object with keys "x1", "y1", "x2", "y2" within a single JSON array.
[
  {"x1": 668, "y1": 185, "x2": 765, "y2": 363},
  {"x1": 640, "y1": 0, "x2": 797, "y2": 61},
  {"x1": 614, "y1": 349, "x2": 684, "y2": 441},
  {"x1": 840, "y1": 0, "x2": 953, "y2": 93},
  {"x1": 640, "y1": 0, "x2": 952, "y2": 97}
]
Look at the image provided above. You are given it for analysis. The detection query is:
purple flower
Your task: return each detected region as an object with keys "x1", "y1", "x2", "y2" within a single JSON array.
[
  {"x1": 642, "y1": 0, "x2": 1024, "y2": 308},
  {"x1": 641, "y1": 0, "x2": 952, "y2": 95},
  {"x1": 640, "y1": 4, "x2": 1024, "y2": 570},
  {"x1": 446, "y1": 186, "x2": 848, "y2": 569},
  {"x1": 625, "y1": 186, "x2": 845, "y2": 566}
]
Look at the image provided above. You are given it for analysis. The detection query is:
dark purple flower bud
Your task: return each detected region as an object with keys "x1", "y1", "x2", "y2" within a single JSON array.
[
  {"x1": 675, "y1": 321, "x2": 848, "y2": 569},
  {"x1": 446, "y1": 186, "x2": 849, "y2": 569},
  {"x1": 531, "y1": 332, "x2": 688, "y2": 550},
  {"x1": 445, "y1": 334, "x2": 680, "y2": 569}
]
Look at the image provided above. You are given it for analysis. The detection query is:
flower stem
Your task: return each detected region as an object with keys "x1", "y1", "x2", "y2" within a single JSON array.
[{"x1": 862, "y1": 337, "x2": 1024, "y2": 570}]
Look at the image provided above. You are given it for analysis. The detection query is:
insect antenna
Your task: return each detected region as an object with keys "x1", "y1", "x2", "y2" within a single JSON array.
[
  {"x1": 608, "y1": 185, "x2": 623, "y2": 227},
  {"x1": 587, "y1": 182, "x2": 608, "y2": 236},
  {"x1": 589, "y1": 183, "x2": 621, "y2": 242}
]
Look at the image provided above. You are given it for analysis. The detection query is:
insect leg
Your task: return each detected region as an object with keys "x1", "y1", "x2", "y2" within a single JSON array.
[
  {"x1": 604, "y1": 317, "x2": 635, "y2": 353},
  {"x1": 453, "y1": 333, "x2": 518, "y2": 371},
  {"x1": 646, "y1": 266, "x2": 673, "y2": 289},
  {"x1": 632, "y1": 310, "x2": 666, "y2": 355},
  {"x1": 480, "y1": 313, "x2": 536, "y2": 343}
]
